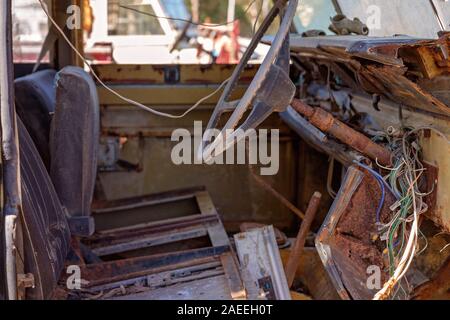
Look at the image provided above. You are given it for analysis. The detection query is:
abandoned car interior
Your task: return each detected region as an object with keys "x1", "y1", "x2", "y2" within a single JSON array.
[{"x1": 0, "y1": 0, "x2": 450, "y2": 302}]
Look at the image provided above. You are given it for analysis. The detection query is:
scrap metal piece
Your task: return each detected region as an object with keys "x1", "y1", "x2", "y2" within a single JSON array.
[
  {"x1": 285, "y1": 192, "x2": 322, "y2": 287},
  {"x1": 329, "y1": 14, "x2": 369, "y2": 36},
  {"x1": 220, "y1": 253, "x2": 246, "y2": 300},
  {"x1": 86, "y1": 191, "x2": 231, "y2": 257},
  {"x1": 291, "y1": 98, "x2": 392, "y2": 166},
  {"x1": 234, "y1": 226, "x2": 291, "y2": 300},
  {"x1": 240, "y1": 223, "x2": 289, "y2": 247},
  {"x1": 65, "y1": 246, "x2": 230, "y2": 289},
  {"x1": 316, "y1": 166, "x2": 396, "y2": 300}
]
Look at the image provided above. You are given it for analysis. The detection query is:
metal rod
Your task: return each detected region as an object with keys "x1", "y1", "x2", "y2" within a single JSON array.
[
  {"x1": 0, "y1": 0, "x2": 21, "y2": 300},
  {"x1": 285, "y1": 191, "x2": 322, "y2": 288},
  {"x1": 249, "y1": 165, "x2": 305, "y2": 220},
  {"x1": 291, "y1": 98, "x2": 392, "y2": 166}
]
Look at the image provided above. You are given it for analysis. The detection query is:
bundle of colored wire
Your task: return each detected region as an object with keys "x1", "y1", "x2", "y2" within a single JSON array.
[{"x1": 372, "y1": 128, "x2": 435, "y2": 300}]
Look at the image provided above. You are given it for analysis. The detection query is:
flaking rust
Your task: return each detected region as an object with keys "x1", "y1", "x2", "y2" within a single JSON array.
[{"x1": 316, "y1": 166, "x2": 396, "y2": 300}]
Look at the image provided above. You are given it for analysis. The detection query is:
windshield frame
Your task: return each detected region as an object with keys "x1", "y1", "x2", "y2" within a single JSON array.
[{"x1": 88, "y1": 0, "x2": 176, "y2": 46}]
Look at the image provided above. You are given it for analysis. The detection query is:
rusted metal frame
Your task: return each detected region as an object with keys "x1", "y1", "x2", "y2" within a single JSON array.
[
  {"x1": 146, "y1": 268, "x2": 225, "y2": 289},
  {"x1": 88, "y1": 191, "x2": 232, "y2": 262},
  {"x1": 90, "y1": 225, "x2": 211, "y2": 257},
  {"x1": 291, "y1": 98, "x2": 392, "y2": 166},
  {"x1": 93, "y1": 213, "x2": 218, "y2": 239},
  {"x1": 316, "y1": 165, "x2": 398, "y2": 300},
  {"x1": 0, "y1": 0, "x2": 23, "y2": 300},
  {"x1": 316, "y1": 167, "x2": 364, "y2": 300},
  {"x1": 76, "y1": 205, "x2": 238, "y2": 294},
  {"x1": 76, "y1": 246, "x2": 229, "y2": 288},
  {"x1": 88, "y1": 210, "x2": 222, "y2": 256},
  {"x1": 285, "y1": 192, "x2": 322, "y2": 288},
  {"x1": 92, "y1": 186, "x2": 205, "y2": 214},
  {"x1": 87, "y1": 261, "x2": 223, "y2": 293},
  {"x1": 85, "y1": 256, "x2": 219, "y2": 289}
]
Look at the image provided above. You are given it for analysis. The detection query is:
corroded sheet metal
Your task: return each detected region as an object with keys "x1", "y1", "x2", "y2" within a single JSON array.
[
  {"x1": 285, "y1": 34, "x2": 450, "y2": 117},
  {"x1": 316, "y1": 166, "x2": 396, "y2": 300}
]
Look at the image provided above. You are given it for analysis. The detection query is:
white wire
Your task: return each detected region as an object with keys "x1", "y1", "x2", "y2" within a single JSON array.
[
  {"x1": 374, "y1": 134, "x2": 423, "y2": 300},
  {"x1": 37, "y1": 0, "x2": 231, "y2": 119}
]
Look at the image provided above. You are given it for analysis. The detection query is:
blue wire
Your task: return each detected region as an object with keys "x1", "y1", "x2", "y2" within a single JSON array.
[
  {"x1": 354, "y1": 162, "x2": 403, "y2": 247},
  {"x1": 353, "y1": 162, "x2": 386, "y2": 223},
  {"x1": 353, "y1": 161, "x2": 397, "y2": 197}
]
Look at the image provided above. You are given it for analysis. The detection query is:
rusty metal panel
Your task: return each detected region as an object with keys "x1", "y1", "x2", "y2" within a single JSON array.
[
  {"x1": 92, "y1": 64, "x2": 258, "y2": 85},
  {"x1": 316, "y1": 166, "x2": 397, "y2": 300}
]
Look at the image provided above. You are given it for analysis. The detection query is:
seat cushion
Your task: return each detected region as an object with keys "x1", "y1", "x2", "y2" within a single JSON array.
[
  {"x1": 15, "y1": 70, "x2": 57, "y2": 170},
  {"x1": 19, "y1": 118, "x2": 71, "y2": 299},
  {"x1": 50, "y1": 66, "x2": 99, "y2": 223}
]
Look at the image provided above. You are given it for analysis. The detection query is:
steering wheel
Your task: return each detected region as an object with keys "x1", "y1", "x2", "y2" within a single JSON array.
[{"x1": 199, "y1": 0, "x2": 298, "y2": 162}]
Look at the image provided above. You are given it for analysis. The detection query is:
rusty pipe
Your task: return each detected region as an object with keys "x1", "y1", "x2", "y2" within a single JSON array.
[
  {"x1": 291, "y1": 99, "x2": 392, "y2": 166},
  {"x1": 285, "y1": 191, "x2": 322, "y2": 288}
]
